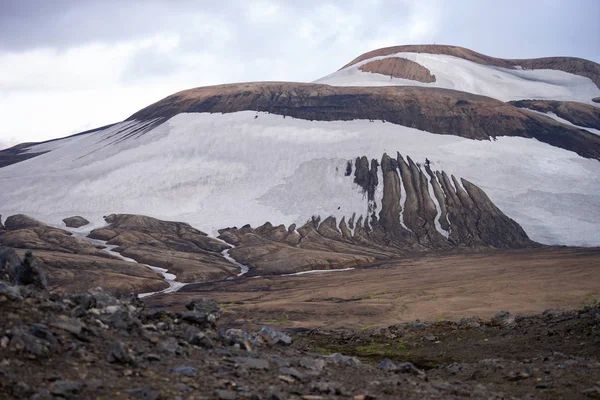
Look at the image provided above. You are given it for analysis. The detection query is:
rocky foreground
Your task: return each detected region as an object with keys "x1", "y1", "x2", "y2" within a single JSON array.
[{"x1": 1, "y1": 250, "x2": 599, "y2": 399}]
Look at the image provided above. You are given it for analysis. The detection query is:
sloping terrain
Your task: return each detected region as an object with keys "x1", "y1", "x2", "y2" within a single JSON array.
[
  {"x1": 336, "y1": 44, "x2": 600, "y2": 92},
  {"x1": 0, "y1": 44, "x2": 599, "y2": 252},
  {"x1": 1, "y1": 255, "x2": 599, "y2": 400}
]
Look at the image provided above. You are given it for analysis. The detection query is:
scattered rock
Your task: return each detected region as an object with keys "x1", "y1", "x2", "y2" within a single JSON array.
[
  {"x1": 62, "y1": 216, "x2": 90, "y2": 228},
  {"x1": 107, "y1": 341, "x2": 133, "y2": 364},
  {"x1": 0, "y1": 281, "x2": 22, "y2": 300},
  {"x1": 215, "y1": 389, "x2": 238, "y2": 400},
  {"x1": 491, "y1": 311, "x2": 515, "y2": 326},
  {"x1": 124, "y1": 387, "x2": 161, "y2": 400},
  {"x1": 169, "y1": 366, "x2": 198, "y2": 376},
  {"x1": 48, "y1": 380, "x2": 83, "y2": 398},
  {"x1": 231, "y1": 357, "x2": 270, "y2": 370},
  {"x1": 258, "y1": 326, "x2": 293, "y2": 346}
]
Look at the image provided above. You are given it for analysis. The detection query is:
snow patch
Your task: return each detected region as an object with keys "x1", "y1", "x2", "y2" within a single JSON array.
[{"x1": 316, "y1": 52, "x2": 600, "y2": 104}]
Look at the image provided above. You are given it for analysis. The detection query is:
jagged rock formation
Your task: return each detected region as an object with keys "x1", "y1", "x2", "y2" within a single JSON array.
[
  {"x1": 89, "y1": 214, "x2": 239, "y2": 283},
  {"x1": 509, "y1": 99, "x2": 600, "y2": 129},
  {"x1": 340, "y1": 44, "x2": 600, "y2": 89},
  {"x1": 359, "y1": 58, "x2": 436, "y2": 82},
  {"x1": 218, "y1": 153, "x2": 537, "y2": 275},
  {"x1": 126, "y1": 82, "x2": 600, "y2": 160}
]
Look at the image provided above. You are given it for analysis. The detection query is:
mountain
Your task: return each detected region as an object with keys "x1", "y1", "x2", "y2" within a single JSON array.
[{"x1": 1, "y1": 44, "x2": 599, "y2": 260}]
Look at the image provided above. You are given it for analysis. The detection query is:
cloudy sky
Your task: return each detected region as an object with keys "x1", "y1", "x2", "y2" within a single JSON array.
[{"x1": 0, "y1": 0, "x2": 598, "y2": 148}]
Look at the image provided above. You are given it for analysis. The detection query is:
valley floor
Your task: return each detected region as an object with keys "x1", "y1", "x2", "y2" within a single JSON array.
[{"x1": 146, "y1": 247, "x2": 600, "y2": 330}]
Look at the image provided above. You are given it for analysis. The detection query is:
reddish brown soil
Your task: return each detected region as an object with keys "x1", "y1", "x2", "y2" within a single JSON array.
[
  {"x1": 146, "y1": 247, "x2": 600, "y2": 331},
  {"x1": 359, "y1": 58, "x2": 436, "y2": 82},
  {"x1": 341, "y1": 44, "x2": 600, "y2": 89}
]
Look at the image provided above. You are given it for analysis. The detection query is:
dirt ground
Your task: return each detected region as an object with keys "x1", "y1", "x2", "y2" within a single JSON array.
[{"x1": 146, "y1": 247, "x2": 600, "y2": 330}]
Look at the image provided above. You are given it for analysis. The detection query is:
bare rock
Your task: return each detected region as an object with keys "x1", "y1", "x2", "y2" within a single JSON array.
[{"x1": 62, "y1": 216, "x2": 90, "y2": 228}]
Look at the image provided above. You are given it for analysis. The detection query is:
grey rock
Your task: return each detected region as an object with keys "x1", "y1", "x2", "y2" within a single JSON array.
[
  {"x1": 231, "y1": 356, "x2": 270, "y2": 370},
  {"x1": 175, "y1": 383, "x2": 194, "y2": 393},
  {"x1": 62, "y1": 216, "x2": 90, "y2": 228},
  {"x1": 215, "y1": 389, "x2": 238, "y2": 400},
  {"x1": 88, "y1": 287, "x2": 120, "y2": 309},
  {"x1": 491, "y1": 311, "x2": 515, "y2": 326},
  {"x1": 184, "y1": 326, "x2": 213, "y2": 348},
  {"x1": 324, "y1": 353, "x2": 362, "y2": 367},
  {"x1": 18, "y1": 251, "x2": 47, "y2": 290},
  {"x1": 9, "y1": 328, "x2": 49, "y2": 357},
  {"x1": 180, "y1": 311, "x2": 210, "y2": 327},
  {"x1": 298, "y1": 357, "x2": 326, "y2": 371},
  {"x1": 49, "y1": 316, "x2": 84, "y2": 335},
  {"x1": 124, "y1": 387, "x2": 161, "y2": 400},
  {"x1": 280, "y1": 367, "x2": 308, "y2": 382},
  {"x1": 69, "y1": 293, "x2": 96, "y2": 310},
  {"x1": 310, "y1": 381, "x2": 340, "y2": 394},
  {"x1": 107, "y1": 341, "x2": 133, "y2": 364},
  {"x1": 258, "y1": 326, "x2": 292, "y2": 346},
  {"x1": 146, "y1": 353, "x2": 161, "y2": 362},
  {"x1": 458, "y1": 316, "x2": 482, "y2": 328},
  {"x1": 582, "y1": 387, "x2": 600, "y2": 398},
  {"x1": 0, "y1": 281, "x2": 22, "y2": 300},
  {"x1": 11, "y1": 381, "x2": 34, "y2": 398},
  {"x1": 186, "y1": 297, "x2": 220, "y2": 314},
  {"x1": 0, "y1": 246, "x2": 21, "y2": 284},
  {"x1": 169, "y1": 366, "x2": 198, "y2": 376},
  {"x1": 397, "y1": 362, "x2": 426, "y2": 378},
  {"x1": 158, "y1": 337, "x2": 182, "y2": 355},
  {"x1": 49, "y1": 380, "x2": 83, "y2": 398},
  {"x1": 378, "y1": 358, "x2": 397, "y2": 372}
]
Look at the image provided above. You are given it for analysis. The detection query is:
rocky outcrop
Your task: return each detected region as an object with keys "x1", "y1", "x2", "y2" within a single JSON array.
[
  {"x1": 127, "y1": 82, "x2": 600, "y2": 160},
  {"x1": 0, "y1": 247, "x2": 47, "y2": 290},
  {"x1": 62, "y1": 216, "x2": 90, "y2": 228},
  {"x1": 218, "y1": 153, "x2": 537, "y2": 274},
  {"x1": 0, "y1": 142, "x2": 47, "y2": 168},
  {"x1": 341, "y1": 44, "x2": 600, "y2": 89},
  {"x1": 509, "y1": 99, "x2": 600, "y2": 129},
  {"x1": 359, "y1": 58, "x2": 436, "y2": 82},
  {"x1": 89, "y1": 214, "x2": 239, "y2": 283},
  {"x1": 593, "y1": 97, "x2": 600, "y2": 104},
  {"x1": 1, "y1": 214, "x2": 112, "y2": 258},
  {"x1": 0, "y1": 215, "x2": 168, "y2": 294}
]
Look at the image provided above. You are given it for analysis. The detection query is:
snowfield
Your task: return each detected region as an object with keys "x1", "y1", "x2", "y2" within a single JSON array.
[
  {"x1": 315, "y1": 52, "x2": 600, "y2": 104},
  {"x1": 1, "y1": 111, "x2": 599, "y2": 247}
]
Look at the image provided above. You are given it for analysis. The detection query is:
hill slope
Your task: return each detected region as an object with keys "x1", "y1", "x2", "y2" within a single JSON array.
[{"x1": 0, "y1": 45, "x2": 599, "y2": 248}]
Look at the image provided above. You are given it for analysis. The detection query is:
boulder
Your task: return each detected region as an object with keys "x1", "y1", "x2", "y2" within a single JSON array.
[
  {"x1": 62, "y1": 216, "x2": 90, "y2": 228},
  {"x1": 0, "y1": 246, "x2": 21, "y2": 283},
  {"x1": 18, "y1": 251, "x2": 47, "y2": 290},
  {"x1": 4, "y1": 214, "x2": 47, "y2": 230}
]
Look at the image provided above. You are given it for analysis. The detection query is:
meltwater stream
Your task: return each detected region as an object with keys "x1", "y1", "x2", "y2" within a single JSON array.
[
  {"x1": 66, "y1": 227, "x2": 251, "y2": 298},
  {"x1": 65, "y1": 226, "x2": 357, "y2": 297}
]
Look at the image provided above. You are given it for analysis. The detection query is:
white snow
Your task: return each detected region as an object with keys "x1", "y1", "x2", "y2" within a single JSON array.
[
  {"x1": 281, "y1": 267, "x2": 355, "y2": 276},
  {"x1": 1, "y1": 111, "x2": 599, "y2": 246},
  {"x1": 315, "y1": 52, "x2": 600, "y2": 104},
  {"x1": 426, "y1": 176, "x2": 450, "y2": 239},
  {"x1": 64, "y1": 226, "x2": 186, "y2": 297},
  {"x1": 397, "y1": 167, "x2": 413, "y2": 233}
]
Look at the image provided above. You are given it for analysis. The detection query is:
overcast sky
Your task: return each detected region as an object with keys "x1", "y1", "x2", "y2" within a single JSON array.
[{"x1": 0, "y1": 0, "x2": 598, "y2": 148}]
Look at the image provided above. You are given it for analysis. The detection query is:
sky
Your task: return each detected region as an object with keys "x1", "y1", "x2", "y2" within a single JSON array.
[{"x1": 0, "y1": 0, "x2": 599, "y2": 148}]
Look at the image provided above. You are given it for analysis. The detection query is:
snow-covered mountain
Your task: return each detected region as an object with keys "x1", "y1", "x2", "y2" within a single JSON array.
[{"x1": 1, "y1": 45, "x2": 599, "y2": 247}]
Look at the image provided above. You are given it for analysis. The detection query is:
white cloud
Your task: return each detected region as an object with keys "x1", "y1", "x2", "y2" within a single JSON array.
[{"x1": 0, "y1": 0, "x2": 596, "y2": 145}]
